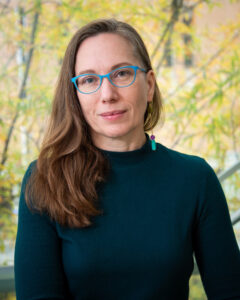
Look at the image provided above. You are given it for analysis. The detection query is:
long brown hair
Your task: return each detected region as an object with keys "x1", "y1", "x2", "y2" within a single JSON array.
[{"x1": 26, "y1": 19, "x2": 163, "y2": 228}]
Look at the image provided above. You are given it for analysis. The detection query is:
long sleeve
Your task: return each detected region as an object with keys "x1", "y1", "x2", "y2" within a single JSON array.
[
  {"x1": 14, "y1": 162, "x2": 70, "y2": 300},
  {"x1": 193, "y1": 160, "x2": 240, "y2": 300}
]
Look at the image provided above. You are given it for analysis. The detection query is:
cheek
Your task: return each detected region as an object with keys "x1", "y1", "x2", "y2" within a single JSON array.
[
  {"x1": 137, "y1": 90, "x2": 149, "y2": 120},
  {"x1": 135, "y1": 86, "x2": 149, "y2": 110},
  {"x1": 77, "y1": 95, "x2": 94, "y2": 116},
  {"x1": 81, "y1": 105, "x2": 92, "y2": 122}
]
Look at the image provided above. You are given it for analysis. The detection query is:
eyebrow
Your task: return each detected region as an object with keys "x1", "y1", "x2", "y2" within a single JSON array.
[{"x1": 76, "y1": 62, "x2": 134, "y2": 76}]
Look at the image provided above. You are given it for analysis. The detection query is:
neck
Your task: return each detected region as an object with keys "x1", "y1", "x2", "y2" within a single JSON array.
[{"x1": 92, "y1": 130, "x2": 147, "y2": 152}]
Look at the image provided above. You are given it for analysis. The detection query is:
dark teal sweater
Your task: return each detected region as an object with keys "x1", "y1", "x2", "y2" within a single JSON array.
[{"x1": 14, "y1": 136, "x2": 240, "y2": 300}]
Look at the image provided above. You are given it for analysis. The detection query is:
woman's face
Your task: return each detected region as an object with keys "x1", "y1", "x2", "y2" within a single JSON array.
[{"x1": 74, "y1": 33, "x2": 155, "y2": 148}]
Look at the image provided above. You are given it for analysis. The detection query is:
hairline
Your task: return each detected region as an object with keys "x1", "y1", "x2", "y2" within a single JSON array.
[{"x1": 76, "y1": 31, "x2": 147, "y2": 73}]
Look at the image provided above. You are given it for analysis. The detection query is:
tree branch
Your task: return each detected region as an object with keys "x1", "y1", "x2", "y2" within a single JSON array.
[
  {"x1": 155, "y1": 25, "x2": 174, "y2": 75},
  {"x1": 170, "y1": 98, "x2": 209, "y2": 149},
  {"x1": 154, "y1": 0, "x2": 186, "y2": 76},
  {"x1": 1, "y1": 5, "x2": 41, "y2": 165},
  {"x1": 19, "y1": 9, "x2": 40, "y2": 99},
  {"x1": 151, "y1": 0, "x2": 207, "y2": 65},
  {"x1": 150, "y1": 19, "x2": 173, "y2": 62},
  {"x1": 170, "y1": 74, "x2": 239, "y2": 150},
  {"x1": 151, "y1": 0, "x2": 183, "y2": 62},
  {"x1": 166, "y1": 30, "x2": 240, "y2": 100},
  {"x1": 182, "y1": 0, "x2": 208, "y2": 13}
]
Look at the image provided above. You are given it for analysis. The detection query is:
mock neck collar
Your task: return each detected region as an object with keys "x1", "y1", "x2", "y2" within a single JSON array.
[{"x1": 98, "y1": 133, "x2": 153, "y2": 166}]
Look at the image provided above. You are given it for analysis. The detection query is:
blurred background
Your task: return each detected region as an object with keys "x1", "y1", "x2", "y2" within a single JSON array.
[{"x1": 0, "y1": 0, "x2": 240, "y2": 299}]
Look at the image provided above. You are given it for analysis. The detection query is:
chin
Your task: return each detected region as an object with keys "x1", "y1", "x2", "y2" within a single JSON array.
[{"x1": 102, "y1": 128, "x2": 131, "y2": 139}]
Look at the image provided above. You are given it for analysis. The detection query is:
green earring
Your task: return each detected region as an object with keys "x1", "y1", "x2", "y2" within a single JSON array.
[
  {"x1": 147, "y1": 103, "x2": 156, "y2": 151},
  {"x1": 150, "y1": 134, "x2": 156, "y2": 151}
]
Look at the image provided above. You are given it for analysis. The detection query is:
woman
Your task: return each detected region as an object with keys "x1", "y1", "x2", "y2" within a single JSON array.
[{"x1": 14, "y1": 19, "x2": 240, "y2": 300}]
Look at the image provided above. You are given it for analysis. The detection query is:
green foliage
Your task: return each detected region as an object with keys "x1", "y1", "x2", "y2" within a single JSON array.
[
  {"x1": 189, "y1": 275, "x2": 207, "y2": 300},
  {"x1": 0, "y1": 292, "x2": 16, "y2": 300}
]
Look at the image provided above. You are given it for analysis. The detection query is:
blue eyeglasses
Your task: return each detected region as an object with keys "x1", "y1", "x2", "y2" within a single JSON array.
[{"x1": 71, "y1": 65, "x2": 147, "y2": 94}]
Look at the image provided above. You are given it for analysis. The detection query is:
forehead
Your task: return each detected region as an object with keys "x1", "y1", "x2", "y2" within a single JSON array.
[{"x1": 75, "y1": 33, "x2": 139, "y2": 72}]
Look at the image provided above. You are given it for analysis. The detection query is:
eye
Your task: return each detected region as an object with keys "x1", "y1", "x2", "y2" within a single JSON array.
[
  {"x1": 114, "y1": 69, "x2": 131, "y2": 78},
  {"x1": 78, "y1": 75, "x2": 98, "y2": 86}
]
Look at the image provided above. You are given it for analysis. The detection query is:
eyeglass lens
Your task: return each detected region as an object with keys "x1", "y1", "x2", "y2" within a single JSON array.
[{"x1": 76, "y1": 67, "x2": 135, "y2": 93}]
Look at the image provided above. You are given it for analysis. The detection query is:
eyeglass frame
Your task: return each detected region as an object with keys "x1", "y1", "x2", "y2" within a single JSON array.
[{"x1": 71, "y1": 65, "x2": 147, "y2": 94}]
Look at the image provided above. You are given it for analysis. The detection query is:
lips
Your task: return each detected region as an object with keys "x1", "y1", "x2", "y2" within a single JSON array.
[{"x1": 100, "y1": 110, "x2": 126, "y2": 116}]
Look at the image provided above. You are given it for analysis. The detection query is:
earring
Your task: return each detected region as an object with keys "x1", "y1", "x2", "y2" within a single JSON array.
[
  {"x1": 150, "y1": 134, "x2": 156, "y2": 151},
  {"x1": 147, "y1": 103, "x2": 156, "y2": 151}
]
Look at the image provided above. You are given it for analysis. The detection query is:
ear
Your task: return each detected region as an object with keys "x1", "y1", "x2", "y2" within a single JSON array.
[{"x1": 146, "y1": 70, "x2": 155, "y2": 103}]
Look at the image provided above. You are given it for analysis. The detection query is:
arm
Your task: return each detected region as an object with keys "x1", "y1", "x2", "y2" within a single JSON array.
[
  {"x1": 193, "y1": 160, "x2": 240, "y2": 300},
  {"x1": 14, "y1": 162, "x2": 70, "y2": 300}
]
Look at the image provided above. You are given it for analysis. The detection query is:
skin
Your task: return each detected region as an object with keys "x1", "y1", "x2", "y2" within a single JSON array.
[{"x1": 75, "y1": 33, "x2": 155, "y2": 152}]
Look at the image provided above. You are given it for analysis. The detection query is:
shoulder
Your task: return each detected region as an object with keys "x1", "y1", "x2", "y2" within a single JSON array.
[
  {"x1": 154, "y1": 142, "x2": 215, "y2": 179},
  {"x1": 22, "y1": 160, "x2": 37, "y2": 183},
  {"x1": 20, "y1": 160, "x2": 38, "y2": 194},
  {"x1": 26, "y1": 159, "x2": 37, "y2": 174},
  {"x1": 19, "y1": 160, "x2": 54, "y2": 223},
  {"x1": 154, "y1": 143, "x2": 224, "y2": 212}
]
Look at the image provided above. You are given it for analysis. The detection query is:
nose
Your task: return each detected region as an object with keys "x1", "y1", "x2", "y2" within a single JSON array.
[{"x1": 99, "y1": 76, "x2": 118, "y2": 103}]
